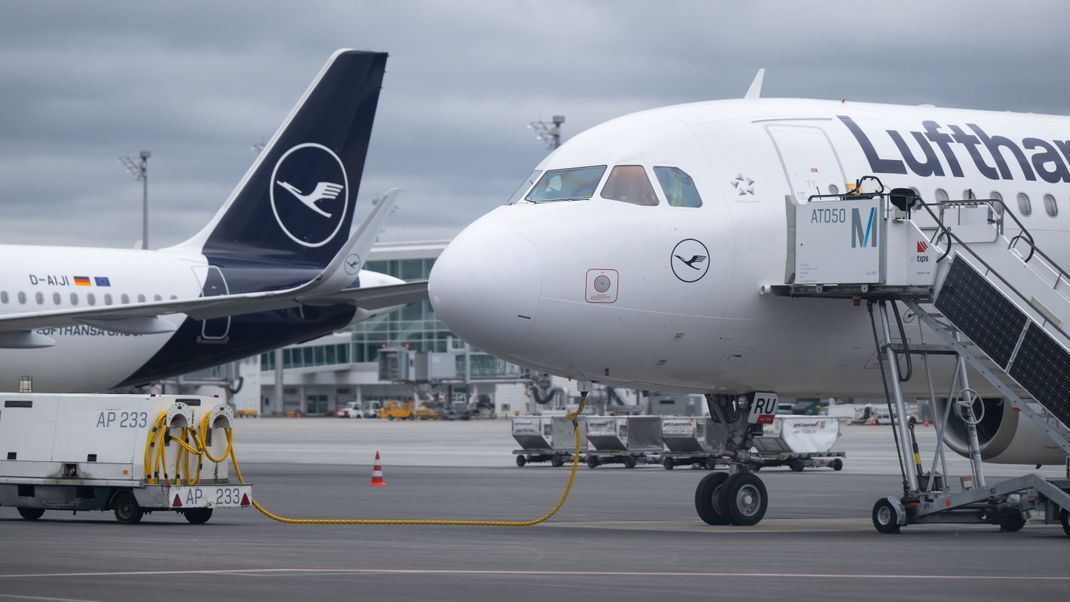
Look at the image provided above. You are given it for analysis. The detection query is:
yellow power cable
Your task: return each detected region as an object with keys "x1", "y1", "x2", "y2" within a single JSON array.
[
  {"x1": 140, "y1": 393, "x2": 588, "y2": 526},
  {"x1": 232, "y1": 393, "x2": 588, "y2": 526}
]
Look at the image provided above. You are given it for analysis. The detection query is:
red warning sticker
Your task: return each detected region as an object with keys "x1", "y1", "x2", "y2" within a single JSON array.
[{"x1": 585, "y1": 269, "x2": 618, "y2": 304}]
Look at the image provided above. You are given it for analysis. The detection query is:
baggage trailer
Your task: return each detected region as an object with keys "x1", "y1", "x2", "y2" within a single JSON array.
[
  {"x1": 511, "y1": 416, "x2": 586, "y2": 467},
  {"x1": 0, "y1": 394, "x2": 252, "y2": 524},
  {"x1": 584, "y1": 416, "x2": 661, "y2": 468},
  {"x1": 751, "y1": 416, "x2": 845, "y2": 471},
  {"x1": 660, "y1": 417, "x2": 722, "y2": 470}
]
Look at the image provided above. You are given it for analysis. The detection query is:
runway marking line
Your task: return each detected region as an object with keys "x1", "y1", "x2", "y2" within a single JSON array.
[{"x1": 0, "y1": 568, "x2": 1067, "y2": 582}]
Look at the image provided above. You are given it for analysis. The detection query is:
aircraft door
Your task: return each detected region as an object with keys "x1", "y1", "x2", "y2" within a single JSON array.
[
  {"x1": 766, "y1": 124, "x2": 847, "y2": 203},
  {"x1": 196, "y1": 266, "x2": 231, "y2": 343}
]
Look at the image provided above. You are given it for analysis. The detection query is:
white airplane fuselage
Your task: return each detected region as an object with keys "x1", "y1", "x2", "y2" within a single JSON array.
[
  {"x1": 0, "y1": 244, "x2": 397, "y2": 392},
  {"x1": 430, "y1": 99, "x2": 1070, "y2": 398}
]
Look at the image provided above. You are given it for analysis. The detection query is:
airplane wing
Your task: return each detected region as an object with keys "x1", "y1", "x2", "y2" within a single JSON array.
[{"x1": 0, "y1": 189, "x2": 427, "y2": 344}]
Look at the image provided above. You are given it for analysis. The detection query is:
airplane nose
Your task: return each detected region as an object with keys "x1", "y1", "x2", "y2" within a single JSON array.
[{"x1": 430, "y1": 221, "x2": 540, "y2": 354}]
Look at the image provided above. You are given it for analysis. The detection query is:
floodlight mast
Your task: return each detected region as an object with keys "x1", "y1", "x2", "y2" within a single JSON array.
[
  {"x1": 118, "y1": 150, "x2": 151, "y2": 249},
  {"x1": 528, "y1": 115, "x2": 565, "y2": 150}
]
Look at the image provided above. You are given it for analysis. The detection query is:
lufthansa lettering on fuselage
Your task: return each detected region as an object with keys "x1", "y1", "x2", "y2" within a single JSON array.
[
  {"x1": 839, "y1": 115, "x2": 1070, "y2": 183},
  {"x1": 35, "y1": 326, "x2": 142, "y2": 338},
  {"x1": 810, "y1": 207, "x2": 848, "y2": 223}
]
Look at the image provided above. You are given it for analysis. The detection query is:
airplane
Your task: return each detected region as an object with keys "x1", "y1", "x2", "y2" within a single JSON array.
[
  {"x1": 429, "y1": 74, "x2": 1070, "y2": 526},
  {"x1": 0, "y1": 50, "x2": 427, "y2": 393}
]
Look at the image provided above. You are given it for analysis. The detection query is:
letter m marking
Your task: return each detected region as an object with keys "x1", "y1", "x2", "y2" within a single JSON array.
[{"x1": 851, "y1": 207, "x2": 877, "y2": 248}]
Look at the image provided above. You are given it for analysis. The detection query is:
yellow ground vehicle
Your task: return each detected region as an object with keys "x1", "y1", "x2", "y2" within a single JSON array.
[
  {"x1": 380, "y1": 400, "x2": 414, "y2": 420},
  {"x1": 380, "y1": 400, "x2": 443, "y2": 421}
]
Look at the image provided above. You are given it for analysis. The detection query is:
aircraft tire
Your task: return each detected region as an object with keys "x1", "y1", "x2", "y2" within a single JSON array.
[
  {"x1": 623, "y1": 456, "x2": 637, "y2": 469},
  {"x1": 694, "y1": 472, "x2": 731, "y2": 525},
  {"x1": 515, "y1": 455, "x2": 526, "y2": 467},
  {"x1": 662, "y1": 457, "x2": 674, "y2": 470},
  {"x1": 719, "y1": 472, "x2": 768, "y2": 526},
  {"x1": 551, "y1": 454, "x2": 564, "y2": 468}
]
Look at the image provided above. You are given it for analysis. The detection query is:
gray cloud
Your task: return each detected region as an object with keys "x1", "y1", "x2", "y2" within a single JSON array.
[{"x1": 0, "y1": 0, "x2": 1067, "y2": 248}]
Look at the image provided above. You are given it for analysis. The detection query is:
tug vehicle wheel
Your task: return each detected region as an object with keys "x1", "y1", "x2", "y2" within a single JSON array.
[
  {"x1": 17, "y1": 507, "x2": 44, "y2": 521},
  {"x1": 183, "y1": 508, "x2": 213, "y2": 525},
  {"x1": 112, "y1": 491, "x2": 143, "y2": 525}
]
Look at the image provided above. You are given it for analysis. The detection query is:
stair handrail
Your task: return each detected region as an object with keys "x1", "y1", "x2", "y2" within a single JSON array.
[{"x1": 913, "y1": 196, "x2": 1070, "y2": 345}]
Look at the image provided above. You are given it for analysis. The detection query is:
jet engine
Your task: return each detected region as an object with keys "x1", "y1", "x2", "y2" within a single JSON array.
[{"x1": 935, "y1": 397, "x2": 1067, "y2": 465}]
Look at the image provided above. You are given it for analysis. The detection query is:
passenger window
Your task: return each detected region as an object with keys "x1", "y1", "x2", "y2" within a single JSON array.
[
  {"x1": 1044, "y1": 193, "x2": 1058, "y2": 217},
  {"x1": 87, "y1": 293, "x2": 96, "y2": 306},
  {"x1": 507, "y1": 170, "x2": 542, "y2": 203},
  {"x1": 121, "y1": 294, "x2": 130, "y2": 304},
  {"x1": 34, "y1": 292, "x2": 43, "y2": 305},
  {"x1": 70, "y1": 292, "x2": 78, "y2": 306},
  {"x1": 525, "y1": 166, "x2": 606, "y2": 202},
  {"x1": 138, "y1": 294, "x2": 146, "y2": 303},
  {"x1": 654, "y1": 166, "x2": 703, "y2": 208},
  {"x1": 52, "y1": 292, "x2": 61, "y2": 305},
  {"x1": 600, "y1": 165, "x2": 659, "y2": 206},
  {"x1": 1, "y1": 291, "x2": 8, "y2": 304},
  {"x1": 17, "y1": 292, "x2": 26, "y2": 304},
  {"x1": 154, "y1": 294, "x2": 162, "y2": 301},
  {"x1": 104, "y1": 294, "x2": 113, "y2": 306},
  {"x1": 990, "y1": 191, "x2": 1004, "y2": 215},
  {"x1": 1017, "y1": 192, "x2": 1032, "y2": 216},
  {"x1": 935, "y1": 188, "x2": 949, "y2": 202}
]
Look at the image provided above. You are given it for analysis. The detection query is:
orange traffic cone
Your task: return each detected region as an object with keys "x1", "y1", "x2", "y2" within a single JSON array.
[{"x1": 369, "y1": 451, "x2": 386, "y2": 487}]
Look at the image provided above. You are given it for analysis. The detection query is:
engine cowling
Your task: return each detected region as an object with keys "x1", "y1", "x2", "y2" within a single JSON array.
[{"x1": 935, "y1": 397, "x2": 1067, "y2": 465}]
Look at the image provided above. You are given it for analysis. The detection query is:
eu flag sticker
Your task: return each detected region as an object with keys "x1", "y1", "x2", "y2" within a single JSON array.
[{"x1": 94, "y1": 276, "x2": 111, "y2": 287}]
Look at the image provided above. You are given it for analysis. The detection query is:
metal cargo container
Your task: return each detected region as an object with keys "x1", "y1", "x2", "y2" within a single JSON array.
[
  {"x1": 511, "y1": 417, "x2": 553, "y2": 450},
  {"x1": 550, "y1": 416, "x2": 587, "y2": 452},
  {"x1": 661, "y1": 417, "x2": 722, "y2": 452},
  {"x1": 767, "y1": 416, "x2": 840, "y2": 454},
  {"x1": 585, "y1": 416, "x2": 662, "y2": 452}
]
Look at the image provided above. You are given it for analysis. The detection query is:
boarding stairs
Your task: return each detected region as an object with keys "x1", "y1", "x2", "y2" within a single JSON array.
[{"x1": 767, "y1": 178, "x2": 1070, "y2": 533}]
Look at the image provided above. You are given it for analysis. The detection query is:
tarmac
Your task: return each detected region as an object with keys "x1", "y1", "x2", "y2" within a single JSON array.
[{"x1": 1, "y1": 420, "x2": 1068, "y2": 601}]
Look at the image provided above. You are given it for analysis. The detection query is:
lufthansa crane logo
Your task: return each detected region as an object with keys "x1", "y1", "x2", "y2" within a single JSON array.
[
  {"x1": 671, "y1": 239, "x2": 710, "y2": 283},
  {"x1": 270, "y1": 142, "x2": 350, "y2": 248}
]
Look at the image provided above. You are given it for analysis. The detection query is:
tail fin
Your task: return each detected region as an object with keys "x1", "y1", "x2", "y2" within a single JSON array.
[{"x1": 179, "y1": 50, "x2": 387, "y2": 293}]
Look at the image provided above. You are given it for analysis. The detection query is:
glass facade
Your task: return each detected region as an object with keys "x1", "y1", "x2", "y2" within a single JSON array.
[
  {"x1": 259, "y1": 252, "x2": 454, "y2": 370},
  {"x1": 351, "y1": 257, "x2": 453, "y2": 362}
]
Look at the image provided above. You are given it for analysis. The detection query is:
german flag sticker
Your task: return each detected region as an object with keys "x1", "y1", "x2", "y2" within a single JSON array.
[{"x1": 73, "y1": 276, "x2": 91, "y2": 287}]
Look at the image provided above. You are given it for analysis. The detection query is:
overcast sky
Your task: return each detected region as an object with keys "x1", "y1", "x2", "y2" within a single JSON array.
[{"x1": 2, "y1": 0, "x2": 1068, "y2": 249}]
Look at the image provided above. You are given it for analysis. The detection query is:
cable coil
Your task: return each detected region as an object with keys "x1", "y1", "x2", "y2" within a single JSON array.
[{"x1": 143, "y1": 394, "x2": 587, "y2": 527}]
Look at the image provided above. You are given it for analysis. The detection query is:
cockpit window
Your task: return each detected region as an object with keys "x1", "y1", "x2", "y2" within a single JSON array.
[
  {"x1": 654, "y1": 166, "x2": 702, "y2": 208},
  {"x1": 507, "y1": 169, "x2": 542, "y2": 203},
  {"x1": 525, "y1": 166, "x2": 606, "y2": 202},
  {"x1": 600, "y1": 165, "x2": 659, "y2": 206}
]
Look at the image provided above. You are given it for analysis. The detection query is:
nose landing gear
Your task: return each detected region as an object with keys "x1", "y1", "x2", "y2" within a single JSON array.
[{"x1": 692, "y1": 393, "x2": 776, "y2": 527}]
